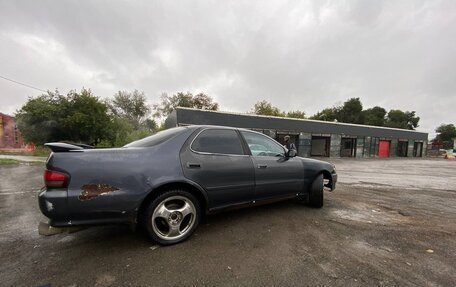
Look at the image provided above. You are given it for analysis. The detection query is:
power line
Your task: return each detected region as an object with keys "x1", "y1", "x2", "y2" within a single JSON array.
[{"x1": 0, "y1": 75, "x2": 48, "y2": 93}]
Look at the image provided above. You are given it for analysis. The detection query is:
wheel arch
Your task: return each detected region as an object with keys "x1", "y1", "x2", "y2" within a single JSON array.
[
  {"x1": 307, "y1": 169, "x2": 331, "y2": 188},
  {"x1": 321, "y1": 169, "x2": 332, "y2": 180},
  {"x1": 137, "y1": 180, "x2": 209, "y2": 223},
  {"x1": 320, "y1": 169, "x2": 332, "y2": 189}
]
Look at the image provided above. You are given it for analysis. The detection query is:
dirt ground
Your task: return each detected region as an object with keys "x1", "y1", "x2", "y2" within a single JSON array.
[{"x1": 0, "y1": 158, "x2": 455, "y2": 287}]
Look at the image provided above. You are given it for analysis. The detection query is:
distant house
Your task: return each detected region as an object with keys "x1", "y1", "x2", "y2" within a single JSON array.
[{"x1": 0, "y1": 113, "x2": 25, "y2": 149}]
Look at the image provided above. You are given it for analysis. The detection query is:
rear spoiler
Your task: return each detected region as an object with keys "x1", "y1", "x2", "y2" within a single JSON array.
[{"x1": 44, "y1": 142, "x2": 94, "y2": 152}]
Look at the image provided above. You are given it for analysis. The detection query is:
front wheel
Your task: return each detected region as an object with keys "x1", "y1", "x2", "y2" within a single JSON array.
[
  {"x1": 308, "y1": 174, "x2": 324, "y2": 208},
  {"x1": 144, "y1": 190, "x2": 200, "y2": 245}
]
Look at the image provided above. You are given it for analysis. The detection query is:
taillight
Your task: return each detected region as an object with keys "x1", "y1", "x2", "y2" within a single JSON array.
[{"x1": 44, "y1": 169, "x2": 69, "y2": 188}]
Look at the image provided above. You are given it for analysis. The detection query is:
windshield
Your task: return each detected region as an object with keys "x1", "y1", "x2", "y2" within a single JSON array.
[{"x1": 124, "y1": 127, "x2": 186, "y2": 148}]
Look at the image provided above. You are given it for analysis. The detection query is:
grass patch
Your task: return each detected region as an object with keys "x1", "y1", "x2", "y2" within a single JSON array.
[
  {"x1": 0, "y1": 159, "x2": 21, "y2": 165},
  {"x1": 0, "y1": 146, "x2": 50, "y2": 157},
  {"x1": 24, "y1": 161, "x2": 45, "y2": 166},
  {"x1": 30, "y1": 146, "x2": 51, "y2": 157},
  {"x1": 0, "y1": 159, "x2": 44, "y2": 165}
]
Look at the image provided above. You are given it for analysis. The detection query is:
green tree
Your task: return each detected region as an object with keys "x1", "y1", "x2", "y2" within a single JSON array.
[
  {"x1": 309, "y1": 98, "x2": 420, "y2": 131},
  {"x1": 405, "y1": 111, "x2": 420, "y2": 130},
  {"x1": 252, "y1": 100, "x2": 285, "y2": 117},
  {"x1": 101, "y1": 117, "x2": 158, "y2": 147},
  {"x1": 433, "y1": 124, "x2": 456, "y2": 149},
  {"x1": 59, "y1": 89, "x2": 112, "y2": 145},
  {"x1": 101, "y1": 116, "x2": 135, "y2": 147},
  {"x1": 286, "y1": 110, "x2": 306, "y2": 119},
  {"x1": 15, "y1": 92, "x2": 62, "y2": 144},
  {"x1": 153, "y1": 92, "x2": 219, "y2": 118},
  {"x1": 15, "y1": 89, "x2": 112, "y2": 145},
  {"x1": 144, "y1": 118, "x2": 158, "y2": 131},
  {"x1": 109, "y1": 90, "x2": 151, "y2": 129},
  {"x1": 362, "y1": 106, "x2": 387, "y2": 126},
  {"x1": 310, "y1": 107, "x2": 339, "y2": 121},
  {"x1": 193, "y1": 93, "x2": 219, "y2": 110},
  {"x1": 385, "y1": 110, "x2": 420, "y2": 130},
  {"x1": 338, "y1": 98, "x2": 363, "y2": 124}
]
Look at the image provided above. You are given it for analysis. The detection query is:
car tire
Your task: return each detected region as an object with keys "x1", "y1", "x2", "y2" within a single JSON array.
[
  {"x1": 143, "y1": 189, "x2": 201, "y2": 245},
  {"x1": 308, "y1": 174, "x2": 324, "y2": 208}
]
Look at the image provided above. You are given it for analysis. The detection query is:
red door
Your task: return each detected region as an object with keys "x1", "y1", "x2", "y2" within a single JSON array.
[{"x1": 378, "y1": 140, "x2": 390, "y2": 158}]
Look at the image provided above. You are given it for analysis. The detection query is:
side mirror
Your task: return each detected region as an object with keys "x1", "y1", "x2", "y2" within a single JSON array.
[{"x1": 286, "y1": 149, "x2": 297, "y2": 157}]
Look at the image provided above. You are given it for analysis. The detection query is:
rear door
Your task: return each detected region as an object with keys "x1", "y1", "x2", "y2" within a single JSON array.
[
  {"x1": 240, "y1": 131, "x2": 304, "y2": 201},
  {"x1": 180, "y1": 128, "x2": 255, "y2": 209}
]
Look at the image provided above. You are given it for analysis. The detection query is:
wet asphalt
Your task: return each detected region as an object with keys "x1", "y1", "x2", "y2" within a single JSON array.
[{"x1": 0, "y1": 159, "x2": 455, "y2": 287}]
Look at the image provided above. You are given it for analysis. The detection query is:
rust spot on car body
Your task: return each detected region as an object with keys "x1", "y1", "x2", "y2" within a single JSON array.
[{"x1": 79, "y1": 184, "x2": 119, "y2": 201}]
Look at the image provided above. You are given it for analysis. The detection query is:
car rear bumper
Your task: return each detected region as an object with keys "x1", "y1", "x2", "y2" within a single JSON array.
[
  {"x1": 38, "y1": 187, "x2": 134, "y2": 227},
  {"x1": 38, "y1": 187, "x2": 70, "y2": 225}
]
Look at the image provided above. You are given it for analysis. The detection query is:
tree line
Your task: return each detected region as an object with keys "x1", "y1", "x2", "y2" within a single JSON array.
[
  {"x1": 433, "y1": 124, "x2": 456, "y2": 149},
  {"x1": 15, "y1": 89, "x2": 218, "y2": 147},
  {"x1": 253, "y1": 98, "x2": 420, "y2": 130},
  {"x1": 15, "y1": 90, "x2": 454, "y2": 149}
]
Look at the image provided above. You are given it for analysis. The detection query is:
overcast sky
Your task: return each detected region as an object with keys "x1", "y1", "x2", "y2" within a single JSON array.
[{"x1": 1, "y1": 0, "x2": 455, "y2": 137}]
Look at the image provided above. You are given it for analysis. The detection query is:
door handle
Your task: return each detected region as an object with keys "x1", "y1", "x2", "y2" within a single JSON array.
[
  {"x1": 186, "y1": 162, "x2": 201, "y2": 168},
  {"x1": 257, "y1": 164, "x2": 268, "y2": 169}
]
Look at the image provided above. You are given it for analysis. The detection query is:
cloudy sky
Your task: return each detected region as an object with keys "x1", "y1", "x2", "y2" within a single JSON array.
[{"x1": 1, "y1": 0, "x2": 455, "y2": 137}]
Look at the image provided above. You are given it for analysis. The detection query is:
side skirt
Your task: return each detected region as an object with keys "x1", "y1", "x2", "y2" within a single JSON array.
[{"x1": 208, "y1": 194, "x2": 297, "y2": 214}]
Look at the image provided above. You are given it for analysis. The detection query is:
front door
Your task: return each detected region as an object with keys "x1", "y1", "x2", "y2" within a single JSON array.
[
  {"x1": 180, "y1": 128, "x2": 255, "y2": 209},
  {"x1": 240, "y1": 131, "x2": 304, "y2": 201}
]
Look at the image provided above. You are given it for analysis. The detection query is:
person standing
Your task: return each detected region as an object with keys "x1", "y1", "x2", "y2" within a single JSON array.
[{"x1": 283, "y1": 135, "x2": 297, "y2": 151}]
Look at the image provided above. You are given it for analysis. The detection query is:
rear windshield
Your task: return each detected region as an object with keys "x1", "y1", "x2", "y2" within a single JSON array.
[{"x1": 124, "y1": 127, "x2": 186, "y2": 148}]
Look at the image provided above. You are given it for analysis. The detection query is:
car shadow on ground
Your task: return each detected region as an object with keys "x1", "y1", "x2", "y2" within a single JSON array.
[{"x1": 48, "y1": 198, "x2": 323, "y2": 248}]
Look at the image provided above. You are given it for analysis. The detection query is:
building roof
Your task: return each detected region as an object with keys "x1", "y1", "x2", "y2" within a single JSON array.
[{"x1": 167, "y1": 107, "x2": 428, "y2": 141}]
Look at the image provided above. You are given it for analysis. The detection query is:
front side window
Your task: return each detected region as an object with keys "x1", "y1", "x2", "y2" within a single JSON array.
[
  {"x1": 241, "y1": 131, "x2": 285, "y2": 157},
  {"x1": 192, "y1": 129, "x2": 244, "y2": 155}
]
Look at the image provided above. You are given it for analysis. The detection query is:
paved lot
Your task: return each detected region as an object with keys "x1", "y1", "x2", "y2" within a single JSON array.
[{"x1": 0, "y1": 159, "x2": 455, "y2": 286}]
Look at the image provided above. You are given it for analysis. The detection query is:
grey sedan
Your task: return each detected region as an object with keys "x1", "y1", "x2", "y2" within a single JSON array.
[{"x1": 39, "y1": 125, "x2": 337, "y2": 245}]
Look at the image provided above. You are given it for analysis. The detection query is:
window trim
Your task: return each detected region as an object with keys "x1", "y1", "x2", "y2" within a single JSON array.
[
  {"x1": 240, "y1": 130, "x2": 287, "y2": 157},
  {"x1": 190, "y1": 128, "x2": 249, "y2": 157}
]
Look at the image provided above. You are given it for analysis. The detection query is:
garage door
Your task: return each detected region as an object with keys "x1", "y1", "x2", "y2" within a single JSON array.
[
  {"x1": 311, "y1": 136, "x2": 330, "y2": 157},
  {"x1": 378, "y1": 140, "x2": 390, "y2": 158}
]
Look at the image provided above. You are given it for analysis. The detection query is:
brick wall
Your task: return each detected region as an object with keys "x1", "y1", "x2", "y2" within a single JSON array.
[{"x1": 0, "y1": 113, "x2": 25, "y2": 148}]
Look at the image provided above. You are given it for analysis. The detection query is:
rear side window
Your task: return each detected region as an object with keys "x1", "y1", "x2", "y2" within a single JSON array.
[
  {"x1": 191, "y1": 129, "x2": 244, "y2": 155},
  {"x1": 124, "y1": 127, "x2": 186, "y2": 147}
]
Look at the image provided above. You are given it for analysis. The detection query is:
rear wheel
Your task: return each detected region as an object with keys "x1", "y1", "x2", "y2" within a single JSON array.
[
  {"x1": 308, "y1": 174, "x2": 324, "y2": 208},
  {"x1": 144, "y1": 189, "x2": 200, "y2": 245}
]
